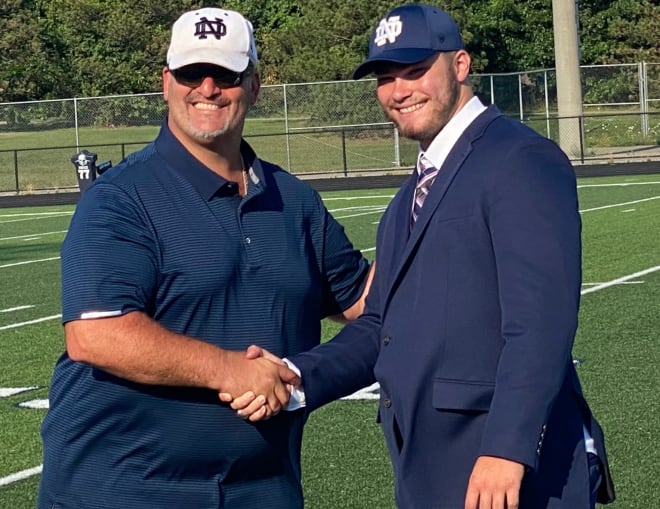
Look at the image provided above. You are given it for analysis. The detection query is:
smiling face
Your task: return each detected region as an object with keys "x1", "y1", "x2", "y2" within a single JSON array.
[
  {"x1": 375, "y1": 50, "x2": 473, "y2": 150},
  {"x1": 162, "y1": 64, "x2": 259, "y2": 151}
]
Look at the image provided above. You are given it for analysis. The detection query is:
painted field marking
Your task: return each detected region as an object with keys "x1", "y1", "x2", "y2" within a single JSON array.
[
  {"x1": 329, "y1": 204, "x2": 386, "y2": 213},
  {"x1": 336, "y1": 209, "x2": 387, "y2": 220},
  {"x1": 0, "y1": 314, "x2": 61, "y2": 331},
  {"x1": 0, "y1": 306, "x2": 34, "y2": 313},
  {"x1": 0, "y1": 230, "x2": 68, "y2": 242},
  {"x1": 0, "y1": 212, "x2": 72, "y2": 218},
  {"x1": 582, "y1": 281, "x2": 643, "y2": 286},
  {"x1": 580, "y1": 266, "x2": 660, "y2": 296},
  {"x1": 577, "y1": 181, "x2": 660, "y2": 188},
  {"x1": 19, "y1": 400, "x2": 49, "y2": 409},
  {"x1": 0, "y1": 466, "x2": 43, "y2": 487},
  {"x1": 580, "y1": 195, "x2": 660, "y2": 213},
  {"x1": 0, "y1": 257, "x2": 60, "y2": 269},
  {"x1": 324, "y1": 194, "x2": 394, "y2": 201},
  {"x1": 0, "y1": 387, "x2": 39, "y2": 398}
]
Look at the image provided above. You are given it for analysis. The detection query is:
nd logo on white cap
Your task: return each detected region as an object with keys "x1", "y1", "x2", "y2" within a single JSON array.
[
  {"x1": 167, "y1": 8, "x2": 258, "y2": 72},
  {"x1": 194, "y1": 16, "x2": 227, "y2": 40}
]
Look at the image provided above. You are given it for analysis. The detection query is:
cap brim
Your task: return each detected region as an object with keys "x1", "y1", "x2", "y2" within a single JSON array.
[
  {"x1": 168, "y1": 49, "x2": 250, "y2": 72},
  {"x1": 351, "y1": 48, "x2": 438, "y2": 79}
]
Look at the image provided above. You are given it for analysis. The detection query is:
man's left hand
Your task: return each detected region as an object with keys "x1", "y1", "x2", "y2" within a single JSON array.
[{"x1": 464, "y1": 455, "x2": 525, "y2": 509}]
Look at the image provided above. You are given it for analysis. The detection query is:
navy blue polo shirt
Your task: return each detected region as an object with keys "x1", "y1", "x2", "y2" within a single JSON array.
[{"x1": 39, "y1": 122, "x2": 369, "y2": 509}]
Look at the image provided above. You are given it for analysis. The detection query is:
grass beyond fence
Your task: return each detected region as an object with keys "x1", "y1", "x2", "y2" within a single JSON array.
[
  {"x1": 0, "y1": 121, "x2": 419, "y2": 193},
  {"x1": 2, "y1": 110, "x2": 660, "y2": 194},
  {"x1": 1, "y1": 175, "x2": 660, "y2": 508}
]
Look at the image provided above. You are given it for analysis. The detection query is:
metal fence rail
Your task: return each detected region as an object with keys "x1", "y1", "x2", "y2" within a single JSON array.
[{"x1": 1, "y1": 62, "x2": 659, "y2": 193}]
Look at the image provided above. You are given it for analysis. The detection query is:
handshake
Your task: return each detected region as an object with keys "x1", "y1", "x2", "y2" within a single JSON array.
[{"x1": 218, "y1": 345, "x2": 302, "y2": 422}]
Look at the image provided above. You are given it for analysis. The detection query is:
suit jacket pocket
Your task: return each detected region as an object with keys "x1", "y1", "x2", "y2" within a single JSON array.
[{"x1": 432, "y1": 379, "x2": 495, "y2": 412}]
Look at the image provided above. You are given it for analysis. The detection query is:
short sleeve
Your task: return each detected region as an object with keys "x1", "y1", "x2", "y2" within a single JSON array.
[
  {"x1": 318, "y1": 203, "x2": 370, "y2": 317},
  {"x1": 61, "y1": 182, "x2": 159, "y2": 323}
]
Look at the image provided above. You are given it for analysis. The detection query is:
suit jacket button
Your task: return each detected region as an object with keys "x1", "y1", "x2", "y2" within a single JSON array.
[
  {"x1": 383, "y1": 336, "x2": 391, "y2": 345},
  {"x1": 383, "y1": 399, "x2": 392, "y2": 408}
]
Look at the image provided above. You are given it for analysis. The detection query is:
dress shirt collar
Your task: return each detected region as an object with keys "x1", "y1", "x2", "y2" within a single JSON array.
[{"x1": 417, "y1": 96, "x2": 487, "y2": 174}]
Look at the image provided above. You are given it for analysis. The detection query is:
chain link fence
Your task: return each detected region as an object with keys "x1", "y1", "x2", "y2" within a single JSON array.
[{"x1": 1, "y1": 63, "x2": 658, "y2": 193}]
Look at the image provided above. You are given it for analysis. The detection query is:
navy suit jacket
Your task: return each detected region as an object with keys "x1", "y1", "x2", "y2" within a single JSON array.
[{"x1": 292, "y1": 106, "x2": 615, "y2": 508}]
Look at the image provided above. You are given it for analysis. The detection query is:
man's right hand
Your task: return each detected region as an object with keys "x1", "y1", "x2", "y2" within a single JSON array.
[
  {"x1": 219, "y1": 345, "x2": 298, "y2": 421},
  {"x1": 218, "y1": 349, "x2": 299, "y2": 419}
]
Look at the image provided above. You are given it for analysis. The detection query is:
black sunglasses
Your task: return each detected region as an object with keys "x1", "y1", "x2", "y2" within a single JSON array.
[{"x1": 171, "y1": 65, "x2": 247, "y2": 88}]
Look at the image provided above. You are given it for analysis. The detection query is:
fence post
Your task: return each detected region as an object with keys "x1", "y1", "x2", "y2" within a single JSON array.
[
  {"x1": 544, "y1": 70, "x2": 551, "y2": 138},
  {"x1": 283, "y1": 84, "x2": 292, "y2": 172},
  {"x1": 490, "y1": 75, "x2": 495, "y2": 104},
  {"x1": 393, "y1": 126, "x2": 401, "y2": 166},
  {"x1": 341, "y1": 129, "x2": 348, "y2": 177},
  {"x1": 518, "y1": 73, "x2": 524, "y2": 121},
  {"x1": 579, "y1": 115, "x2": 585, "y2": 164},
  {"x1": 13, "y1": 150, "x2": 19, "y2": 193},
  {"x1": 639, "y1": 61, "x2": 649, "y2": 136},
  {"x1": 74, "y1": 97, "x2": 80, "y2": 152}
]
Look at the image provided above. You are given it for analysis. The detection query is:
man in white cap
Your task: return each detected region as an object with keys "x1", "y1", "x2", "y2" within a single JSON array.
[{"x1": 38, "y1": 8, "x2": 372, "y2": 509}]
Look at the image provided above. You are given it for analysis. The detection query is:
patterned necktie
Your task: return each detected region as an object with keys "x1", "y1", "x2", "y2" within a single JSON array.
[{"x1": 411, "y1": 156, "x2": 439, "y2": 227}]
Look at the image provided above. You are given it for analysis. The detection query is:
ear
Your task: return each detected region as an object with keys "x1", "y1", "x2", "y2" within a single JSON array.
[
  {"x1": 162, "y1": 67, "x2": 171, "y2": 101},
  {"x1": 248, "y1": 73, "x2": 261, "y2": 106},
  {"x1": 453, "y1": 50, "x2": 471, "y2": 83}
]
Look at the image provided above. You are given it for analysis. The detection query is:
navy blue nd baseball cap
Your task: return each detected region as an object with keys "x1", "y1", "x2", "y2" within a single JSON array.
[{"x1": 352, "y1": 4, "x2": 464, "y2": 79}]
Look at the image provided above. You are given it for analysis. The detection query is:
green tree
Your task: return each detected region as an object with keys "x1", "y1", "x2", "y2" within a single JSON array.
[
  {"x1": 1, "y1": 0, "x2": 659, "y2": 101},
  {"x1": 580, "y1": 0, "x2": 660, "y2": 63},
  {"x1": 0, "y1": 0, "x2": 68, "y2": 101},
  {"x1": 260, "y1": 0, "x2": 417, "y2": 84}
]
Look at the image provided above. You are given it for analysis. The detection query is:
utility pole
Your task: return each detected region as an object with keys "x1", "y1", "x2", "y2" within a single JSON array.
[{"x1": 552, "y1": 0, "x2": 583, "y2": 158}]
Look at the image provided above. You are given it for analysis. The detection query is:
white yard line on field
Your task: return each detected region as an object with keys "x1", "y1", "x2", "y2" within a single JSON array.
[
  {"x1": 0, "y1": 314, "x2": 61, "y2": 331},
  {"x1": 335, "y1": 209, "x2": 388, "y2": 220},
  {"x1": 328, "y1": 205, "x2": 386, "y2": 213},
  {"x1": 0, "y1": 465, "x2": 43, "y2": 487},
  {"x1": 0, "y1": 230, "x2": 68, "y2": 242},
  {"x1": 0, "y1": 213, "x2": 72, "y2": 225},
  {"x1": 0, "y1": 256, "x2": 60, "y2": 269},
  {"x1": 581, "y1": 266, "x2": 660, "y2": 296},
  {"x1": 0, "y1": 305, "x2": 34, "y2": 313},
  {"x1": 577, "y1": 181, "x2": 660, "y2": 188},
  {"x1": 579, "y1": 195, "x2": 660, "y2": 213},
  {"x1": 323, "y1": 194, "x2": 394, "y2": 201},
  {"x1": 582, "y1": 281, "x2": 644, "y2": 286},
  {"x1": 0, "y1": 212, "x2": 72, "y2": 218},
  {"x1": 0, "y1": 387, "x2": 39, "y2": 397}
]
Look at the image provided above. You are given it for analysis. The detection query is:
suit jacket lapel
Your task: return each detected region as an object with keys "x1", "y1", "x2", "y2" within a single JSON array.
[
  {"x1": 380, "y1": 170, "x2": 417, "y2": 294},
  {"x1": 382, "y1": 106, "x2": 503, "y2": 310}
]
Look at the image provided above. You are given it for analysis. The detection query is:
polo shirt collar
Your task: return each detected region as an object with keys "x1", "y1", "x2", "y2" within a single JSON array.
[{"x1": 154, "y1": 120, "x2": 266, "y2": 201}]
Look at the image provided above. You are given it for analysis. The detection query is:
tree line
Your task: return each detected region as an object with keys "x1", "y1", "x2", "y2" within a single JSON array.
[{"x1": 0, "y1": 0, "x2": 658, "y2": 102}]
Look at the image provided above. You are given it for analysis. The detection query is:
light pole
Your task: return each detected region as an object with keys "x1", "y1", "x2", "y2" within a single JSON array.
[{"x1": 552, "y1": 0, "x2": 583, "y2": 158}]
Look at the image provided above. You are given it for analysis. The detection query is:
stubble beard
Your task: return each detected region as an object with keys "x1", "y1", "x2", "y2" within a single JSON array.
[
  {"x1": 387, "y1": 69, "x2": 461, "y2": 147},
  {"x1": 169, "y1": 99, "x2": 232, "y2": 144}
]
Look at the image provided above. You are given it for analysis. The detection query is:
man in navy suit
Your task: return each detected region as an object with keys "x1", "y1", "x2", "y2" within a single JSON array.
[{"x1": 232, "y1": 4, "x2": 615, "y2": 508}]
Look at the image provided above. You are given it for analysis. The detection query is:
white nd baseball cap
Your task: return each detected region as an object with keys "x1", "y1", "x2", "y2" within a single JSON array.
[{"x1": 166, "y1": 8, "x2": 258, "y2": 72}]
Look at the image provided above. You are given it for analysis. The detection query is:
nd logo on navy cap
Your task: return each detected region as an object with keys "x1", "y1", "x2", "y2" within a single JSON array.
[{"x1": 352, "y1": 4, "x2": 464, "y2": 79}]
